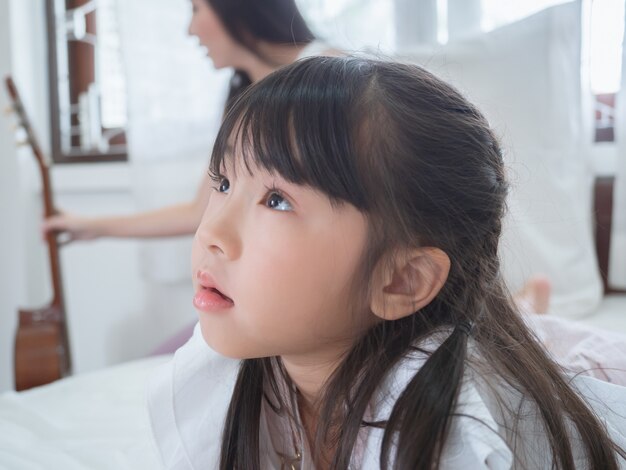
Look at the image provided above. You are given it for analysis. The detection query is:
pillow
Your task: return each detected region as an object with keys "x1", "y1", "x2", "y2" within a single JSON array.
[{"x1": 398, "y1": 1, "x2": 602, "y2": 317}]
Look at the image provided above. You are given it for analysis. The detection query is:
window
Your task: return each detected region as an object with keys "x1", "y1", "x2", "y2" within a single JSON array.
[
  {"x1": 590, "y1": 0, "x2": 623, "y2": 142},
  {"x1": 46, "y1": 0, "x2": 127, "y2": 163},
  {"x1": 48, "y1": 0, "x2": 624, "y2": 163},
  {"x1": 469, "y1": 0, "x2": 624, "y2": 143}
]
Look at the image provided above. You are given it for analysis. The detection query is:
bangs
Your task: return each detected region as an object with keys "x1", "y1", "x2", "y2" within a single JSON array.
[{"x1": 209, "y1": 56, "x2": 372, "y2": 210}]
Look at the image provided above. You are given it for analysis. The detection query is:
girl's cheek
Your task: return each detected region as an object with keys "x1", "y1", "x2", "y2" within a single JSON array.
[{"x1": 190, "y1": 238, "x2": 204, "y2": 283}]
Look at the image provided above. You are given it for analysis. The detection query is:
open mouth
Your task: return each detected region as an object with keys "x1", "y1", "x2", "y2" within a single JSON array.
[
  {"x1": 208, "y1": 287, "x2": 233, "y2": 303},
  {"x1": 195, "y1": 270, "x2": 233, "y2": 308}
]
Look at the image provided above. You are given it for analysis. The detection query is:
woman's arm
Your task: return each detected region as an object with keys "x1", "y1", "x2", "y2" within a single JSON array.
[{"x1": 43, "y1": 173, "x2": 212, "y2": 241}]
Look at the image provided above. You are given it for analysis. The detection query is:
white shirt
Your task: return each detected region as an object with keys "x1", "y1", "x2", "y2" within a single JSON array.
[{"x1": 147, "y1": 324, "x2": 626, "y2": 469}]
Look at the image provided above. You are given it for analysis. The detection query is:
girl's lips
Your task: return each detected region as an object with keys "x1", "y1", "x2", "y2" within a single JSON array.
[
  {"x1": 196, "y1": 270, "x2": 232, "y2": 296},
  {"x1": 193, "y1": 286, "x2": 234, "y2": 313}
]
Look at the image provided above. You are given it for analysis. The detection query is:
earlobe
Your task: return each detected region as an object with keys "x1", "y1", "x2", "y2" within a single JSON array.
[{"x1": 370, "y1": 247, "x2": 450, "y2": 321}]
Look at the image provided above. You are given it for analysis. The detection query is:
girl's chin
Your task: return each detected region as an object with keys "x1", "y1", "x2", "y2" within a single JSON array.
[
  {"x1": 199, "y1": 325, "x2": 246, "y2": 358},
  {"x1": 199, "y1": 329, "x2": 275, "y2": 360}
]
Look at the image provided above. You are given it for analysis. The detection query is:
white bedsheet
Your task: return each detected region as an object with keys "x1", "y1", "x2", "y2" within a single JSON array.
[
  {"x1": 0, "y1": 356, "x2": 168, "y2": 470},
  {"x1": 581, "y1": 293, "x2": 626, "y2": 334}
]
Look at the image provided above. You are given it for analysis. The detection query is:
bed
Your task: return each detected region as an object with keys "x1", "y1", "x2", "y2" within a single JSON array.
[{"x1": 0, "y1": 356, "x2": 167, "y2": 469}]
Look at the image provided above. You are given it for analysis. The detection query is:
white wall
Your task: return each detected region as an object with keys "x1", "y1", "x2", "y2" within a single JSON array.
[
  {"x1": 0, "y1": 0, "x2": 196, "y2": 392},
  {"x1": 0, "y1": 0, "x2": 22, "y2": 393},
  {"x1": 50, "y1": 165, "x2": 196, "y2": 375}
]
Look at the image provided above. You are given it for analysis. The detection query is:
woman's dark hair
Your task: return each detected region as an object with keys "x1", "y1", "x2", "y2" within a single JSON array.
[
  {"x1": 203, "y1": 0, "x2": 316, "y2": 108},
  {"x1": 210, "y1": 56, "x2": 626, "y2": 469}
]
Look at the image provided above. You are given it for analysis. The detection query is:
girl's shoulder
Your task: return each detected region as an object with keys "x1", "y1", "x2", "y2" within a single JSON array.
[
  {"x1": 146, "y1": 323, "x2": 239, "y2": 470},
  {"x1": 357, "y1": 331, "x2": 514, "y2": 468},
  {"x1": 146, "y1": 326, "x2": 626, "y2": 469},
  {"x1": 361, "y1": 331, "x2": 626, "y2": 469}
]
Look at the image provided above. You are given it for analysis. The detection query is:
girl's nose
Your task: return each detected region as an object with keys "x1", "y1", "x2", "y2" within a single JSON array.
[{"x1": 195, "y1": 201, "x2": 242, "y2": 261}]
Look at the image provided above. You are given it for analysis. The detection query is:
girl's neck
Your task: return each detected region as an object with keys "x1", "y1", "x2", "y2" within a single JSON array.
[
  {"x1": 280, "y1": 344, "x2": 349, "y2": 465},
  {"x1": 242, "y1": 42, "x2": 309, "y2": 83},
  {"x1": 297, "y1": 388, "x2": 337, "y2": 469},
  {"x1": 280, "y1": 342, "x2": 346, "y2": 405}
]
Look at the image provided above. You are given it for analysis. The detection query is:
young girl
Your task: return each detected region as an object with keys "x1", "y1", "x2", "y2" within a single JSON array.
[{"x1": 147, "y1": 56, "x2": 626, "y2": 469}]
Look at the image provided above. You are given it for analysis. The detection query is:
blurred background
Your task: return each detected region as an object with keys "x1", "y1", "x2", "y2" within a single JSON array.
[{"x1": 0, "y1": 0, "x2": 624, "y2": 393}]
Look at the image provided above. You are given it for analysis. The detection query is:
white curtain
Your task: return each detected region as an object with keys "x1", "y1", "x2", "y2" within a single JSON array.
[
  {"x1": 298, "y1": 0, "x2": 570, "y2": 50},
  {"x1": 392, "y1": 1, "x2": 603, "y2": 316},
  {"x1": 447, "y1": 0, "x2": 481, "y2": 41},
  {"x1": 116, "y1": 0, "x2": 229, "y2": 283},
  {"x1": 297, "y1": 0, "x2": 396, "y2": 51},
  {"x1": 612, "y1": 6, "x2": 626, "y2": 288},
  {"x1": 394, "y1": 0, "x2": 438, "y2": 46}
]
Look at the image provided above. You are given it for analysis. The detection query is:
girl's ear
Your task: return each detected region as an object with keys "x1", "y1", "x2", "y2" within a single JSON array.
[{"x1": 370, "y1": 247, "x2": 450, "y2": 321}]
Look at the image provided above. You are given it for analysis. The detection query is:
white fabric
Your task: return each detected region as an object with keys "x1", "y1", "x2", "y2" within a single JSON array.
[
  {"x1": 525, "y1": 313, "x2": 626, "y2": 385},
  {"x1": 611, "y1": 5, "x2": 626, "y2": 288},
  {"x1": 398, "y1": 1, "x2": 602, "y2": 318},
  {"x1": 582, "y1": 293, "x2": 626, "y2": 333},
  {"x1": 0, "y1": 356, "x2": 167, "y2": 470},
  {"x1": 393, "y1": 0, "x2": 438, "y2": 46},
  {"x1": 147, "y1": 326, "x2": 238, "y2": 469},
  {"x1": 147, "y1": 323, "x2": 626, "y2": 469},
  {"x1": 297, "y1": 1, "x2": 396, "y2": 53},
  {"x1": 447, "y1": 0, "x2": 482, "y2": 41}
]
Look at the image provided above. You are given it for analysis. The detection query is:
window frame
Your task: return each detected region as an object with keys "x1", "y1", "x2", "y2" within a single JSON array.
[
  {"x1": 46, "y1": 0, "x2": 127, "y2": 164},
  {"x1": 594, "y1": 92, "x2": 616, "y2": 143}
]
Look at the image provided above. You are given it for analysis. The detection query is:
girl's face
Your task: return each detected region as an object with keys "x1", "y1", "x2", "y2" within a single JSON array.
[
  {"x1": 191, "y1": 156, "x2": 374, "y2": 361},
  {"x1": 188, "y1": 0, "x2": 245, "y2": 69}
]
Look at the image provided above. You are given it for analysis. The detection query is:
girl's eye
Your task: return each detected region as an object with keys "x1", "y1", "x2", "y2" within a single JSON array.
[
  {"x1": 265, "y1": 191, "x2": 293, "y2": 212},
  {"x1": 214, "y1": 177, "x2": 230, "y2": 193}
]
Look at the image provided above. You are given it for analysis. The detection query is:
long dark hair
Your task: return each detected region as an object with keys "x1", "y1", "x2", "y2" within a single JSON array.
[
  {"x1": 210, "y1": 56, "x2": 625, "y2": 469},
  {"x1": 203, "y1": 0, "x2": 316, "y2": 108}
]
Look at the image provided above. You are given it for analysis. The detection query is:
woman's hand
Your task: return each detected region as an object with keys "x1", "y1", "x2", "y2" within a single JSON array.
[
  {"x1": 42, "y1": 212, "x2": 101, "y2": 244},
  {"x1": 39, "y1": 173, "x2": 213, "y2": 242}
]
